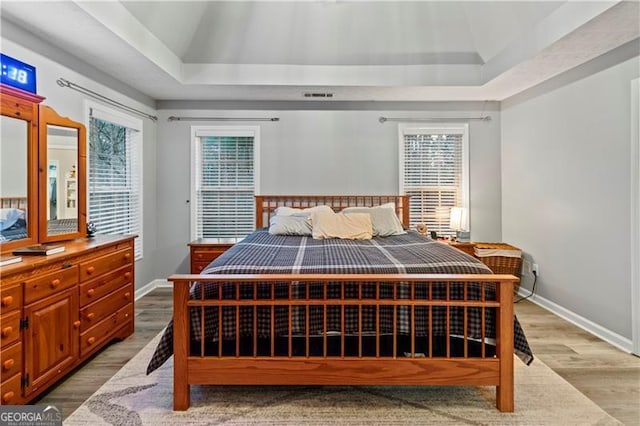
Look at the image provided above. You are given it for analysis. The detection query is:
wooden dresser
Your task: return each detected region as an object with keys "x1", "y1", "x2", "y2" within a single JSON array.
[
  {"x1": 188, "y1": 239, "x2": 235, "y2": 273},
  {"x1": 0, "y1": 235, "x2": 135, "y2": 404}
]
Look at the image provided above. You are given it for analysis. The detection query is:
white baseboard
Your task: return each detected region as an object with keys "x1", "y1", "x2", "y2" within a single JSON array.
[
  {"x1": 135, "y1": 279, "x2": 171, "y2": 301},
  {"x1": 516, "y1": 288, "x2": 633, "y2": 353}
]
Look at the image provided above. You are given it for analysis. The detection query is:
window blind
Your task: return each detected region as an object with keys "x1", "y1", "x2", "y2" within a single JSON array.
[
  {"x1": 88, "y1": 107, "x2": 143, "y2": 259},
  {"x1": 192, "y1": 128, "x2": 259, "y2": 240},
  {"x1": 400, "y1": 128, "x2": 468, "y2": 237}
]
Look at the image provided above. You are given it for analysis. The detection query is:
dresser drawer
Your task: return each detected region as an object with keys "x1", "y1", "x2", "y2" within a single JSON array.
[
  {"x1": 79, "y1": 266, "x2": 133, "y2": 307},
  {"x1": 24, "y1": 266, "x2": 78, "y2": 305},
  {"x1": 80, "y1": 248, "x2": 133, "y2": 282},
  {"x1": 0, "y1": 284, "x2": 22, "y2": 315},
  {"x1": 0, "y1": 373, "x2": 21, "y2": 405},
  {"x1": 0, "y1": 342, "x2": 21, "y2": 383},
  {"x1": 80, "y1": 303, "x2": 133, "y2": 357},
  {"x1": 0, "y1": 311, "x2": 20, "y2": 349},
  {"x1": 80, "y1": 284, "x2": 133, "y2": 331}
]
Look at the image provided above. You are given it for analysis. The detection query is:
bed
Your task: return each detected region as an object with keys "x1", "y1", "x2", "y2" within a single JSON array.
[
  {"x1": 1, "y1": 197, "x2": 28, "y2": 241},
  {"x1": 147, "y1": 195, "x2": 532, "y2": 412}
]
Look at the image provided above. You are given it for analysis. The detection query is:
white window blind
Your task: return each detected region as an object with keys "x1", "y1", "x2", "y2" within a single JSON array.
[
  {"x1": 399, "y1": 125, "x2": 469, "y2": 237},
  {"x1": 88, "y1": 105, "x2": 143, "y2": 259},
  {"x1": 191, "y1": 127, "x2": 260, "y2": 240}
]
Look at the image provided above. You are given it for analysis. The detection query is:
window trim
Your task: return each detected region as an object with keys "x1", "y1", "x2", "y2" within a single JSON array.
[
  {"x1": 84, "y1": 100, "x2": 144, "y2": 260},
  {"x1": 190, "y1": 125, "x2": 261, "y2": 241},
  {"x1": 398, "y1": 123, "x2": 470, "y2": 233}
]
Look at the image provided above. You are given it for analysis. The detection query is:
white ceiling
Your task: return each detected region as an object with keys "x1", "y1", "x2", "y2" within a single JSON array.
[{"x1": 1, "y1": 1, "x2": 638, "y2": 102}]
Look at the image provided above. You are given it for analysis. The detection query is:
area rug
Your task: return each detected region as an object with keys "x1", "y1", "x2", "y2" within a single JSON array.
[{"x1": 65, "y1": 332, "x2": 620, "y2": 425}]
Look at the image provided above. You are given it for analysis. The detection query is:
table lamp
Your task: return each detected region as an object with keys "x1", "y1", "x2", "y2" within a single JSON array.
[{"x1": 449, "y1": 207, "x2": 469, "y2": 241}]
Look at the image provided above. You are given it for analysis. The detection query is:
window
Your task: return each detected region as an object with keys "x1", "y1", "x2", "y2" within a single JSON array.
[
  {"x1": 86, "y1": 102, "x2": 143, "y2": 259},
  {"x1": 191, "y1": 126, "x2": 260, "y2": 240},
  {"x1": 399, "y1": 124, "x2": 469, "y2": 238}
]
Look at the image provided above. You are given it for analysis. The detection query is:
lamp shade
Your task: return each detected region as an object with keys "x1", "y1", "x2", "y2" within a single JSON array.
[{"x1": 449, "y1": 207, "x2": 468, "y2": 231}]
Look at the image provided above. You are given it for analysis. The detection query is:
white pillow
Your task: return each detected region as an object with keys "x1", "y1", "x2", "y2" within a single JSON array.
[
  {"x1": 268, "y1": 215, "x2": 312, "y2": 236},
  {"x1": 274, "y1": 205, "x2": 333, "y2": 217},
  {"x1": 341, "y1": 205, "x2": 405, "y2": 237},
  {"x1": 310, "y1": 211, "x2": 373, "y2": 240}
]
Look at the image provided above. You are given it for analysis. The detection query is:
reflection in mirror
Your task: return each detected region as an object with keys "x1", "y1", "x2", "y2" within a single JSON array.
[
  {"x1": 46, "y1": 124, "x2": 79, "y2": 236},
  {"x1": 0, "y1": 116, "x2": 29, "y2": 242}
]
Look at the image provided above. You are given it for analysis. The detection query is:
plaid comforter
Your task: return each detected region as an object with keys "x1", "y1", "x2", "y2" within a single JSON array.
[{"x1": 147, "y1": 230, "x2": 533, "y2": 373}]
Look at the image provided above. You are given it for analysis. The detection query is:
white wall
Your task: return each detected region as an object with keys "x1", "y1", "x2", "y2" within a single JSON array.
[
  {"x1": 502, "y1": 56, "x2": 640, "y2": 341},
  {"x1": 1, "y1": 31, "x2": 158, "y2": 289},
  {"x1": 154, "y1": 107, "x2": 503, "y2": 278}
]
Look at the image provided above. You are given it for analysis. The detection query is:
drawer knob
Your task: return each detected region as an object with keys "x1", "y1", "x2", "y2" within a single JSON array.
[
  {"x1": 50, "y1": 279, "x2": 61, "y2": 289},
  {"x1": 2, "y1": 391, "x2": 14, "y2": 403},
  {"x1": 1, "y1": 327, "x2": 12, "y2": 338},
  {"x1": 124, "y1": 292, "x2": 131, "y2": 300},
  {"x1": 198, "y1": 265, "x2": 204, "y2": 272},
  {"x1": 86, "y1": 313, "x2": 95, "y2": 321},
  {"x1": 2, "y1": 359, "x2": 14, "y2": 371},
  {"x1": 196, "y1": 253, "x2": 203, "y2": 259},
  {"x1": 73, "y1": 320, "x2": 81, "y2": 329},
  {"x1": 87, "y1": 337, "x2": 96, "y2": 345},
  {"x1": 124, "y1": 253, "x2": 131, "y2": 260},
  {"x1": 87, "y1": 289, "x2": 95, "y2": 297},
  {"x1": 87, "y1": 266, "x2": 95, "y2": 275},
  {"x1": 124, "y1": 272, "x2": 132, "y2": 280},
  {"x1": 1, "y1": 296, "x2": 13, "y2": 307}
]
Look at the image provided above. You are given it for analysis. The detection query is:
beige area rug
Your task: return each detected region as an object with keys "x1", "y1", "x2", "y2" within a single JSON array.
[{"x1": 65, "y1": 332, "x2": 620, "y2": 425}]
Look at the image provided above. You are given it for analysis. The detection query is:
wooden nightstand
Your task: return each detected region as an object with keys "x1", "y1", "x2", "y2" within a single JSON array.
[
  {"x1": 439, "y1": 240, "x2": 476, "y2": 257},
  {"x1": 188, "y1": 239, "x2": 235, "y2": 273}
]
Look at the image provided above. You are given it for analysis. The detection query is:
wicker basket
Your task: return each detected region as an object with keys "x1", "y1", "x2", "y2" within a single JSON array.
[{"x1": 473, "y1": 243, "x2": 522, "y2": 278}]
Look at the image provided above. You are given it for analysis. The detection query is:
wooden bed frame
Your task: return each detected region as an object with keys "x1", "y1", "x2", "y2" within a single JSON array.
[
  {"x1": 0, "y1": 196, "x2": 27, "y2": 210},
  {"x1": 169, "y1": 195, "x2": 516, "y2": 412}
]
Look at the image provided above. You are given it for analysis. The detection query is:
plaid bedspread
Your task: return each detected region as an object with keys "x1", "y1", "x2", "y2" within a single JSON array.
[{"x1": 147, "y1": 230, "x2": 533, "y2": 374}]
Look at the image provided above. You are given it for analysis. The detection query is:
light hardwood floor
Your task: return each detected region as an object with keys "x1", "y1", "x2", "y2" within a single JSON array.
[{"x1": 34, "y1": 287, "x2": 640, "y2": 424}]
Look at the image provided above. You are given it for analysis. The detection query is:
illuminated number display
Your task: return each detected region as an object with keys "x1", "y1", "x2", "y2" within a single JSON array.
[{"x1": 1, "y1": 53, "x2": 37, "y2": 94}]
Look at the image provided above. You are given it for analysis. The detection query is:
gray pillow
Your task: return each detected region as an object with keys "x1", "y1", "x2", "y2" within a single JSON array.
[
  {"x1": 342, "y1": 206, "x2": 405, "y2": 237},
  {"x1": 268, "y1": 215, "x2": 312, "y2": 236}
]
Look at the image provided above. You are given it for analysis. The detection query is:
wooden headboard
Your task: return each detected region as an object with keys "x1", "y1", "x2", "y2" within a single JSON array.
[
  {"x1": 255, "y1": 195, "x2": 410, "y2": 229},
  {"x1": 0, "y1": 197, "x2": 27, "y2": 211}
]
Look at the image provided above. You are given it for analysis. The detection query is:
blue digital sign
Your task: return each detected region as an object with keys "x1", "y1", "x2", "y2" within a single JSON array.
[{"x1": 1, "y1": 53, "x2": 37, "y2": 94}]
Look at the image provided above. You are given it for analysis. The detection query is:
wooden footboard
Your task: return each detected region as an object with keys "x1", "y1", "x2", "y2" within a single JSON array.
[{"x1": 169, "y1": 274, "x2": 515, "y2": 412}]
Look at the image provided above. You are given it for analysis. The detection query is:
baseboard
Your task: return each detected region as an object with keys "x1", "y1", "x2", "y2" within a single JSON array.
[
  {"x1": 135, "y1": 279, "x2": 170, "y2": 301},
  {"x1": 516, "y1": 288, "x2": 633, "y2": 353}
]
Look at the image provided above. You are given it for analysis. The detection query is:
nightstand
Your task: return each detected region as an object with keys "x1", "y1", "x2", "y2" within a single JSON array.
[
  {"x1": 188, "y1": 239, "x2": 235, "y2": 273},
  {"x1": 440, "y1": 240, "x2": 476, "y2": 257}
]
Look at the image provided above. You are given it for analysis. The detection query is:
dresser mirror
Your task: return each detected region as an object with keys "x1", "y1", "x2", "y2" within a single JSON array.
[
  {"x1": 39, "y1": 105, "x2": 86, "y2": 243},
  {"x1": 0, "y1": 87, "x2": 40, "y2": 251}
]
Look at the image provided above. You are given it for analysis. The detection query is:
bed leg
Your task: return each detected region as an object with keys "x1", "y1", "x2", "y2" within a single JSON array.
[
  {"x1": 496, "y1": 279, "x2": 514, "y2": 412},
  {"x1": 173, "y1": 279, "x2": 191, "y2": 410}
]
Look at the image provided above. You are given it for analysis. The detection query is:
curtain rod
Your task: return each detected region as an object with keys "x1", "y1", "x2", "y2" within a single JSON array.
[
  {"x1": 56, "y1": 78, "x2": 158, "y2": 121},
  {"x1": 379, "y1": 116, "x2": 491, "y2": 123},
  {"x1": 168, "y1": 116, "x2": 279, "y2": 122}
]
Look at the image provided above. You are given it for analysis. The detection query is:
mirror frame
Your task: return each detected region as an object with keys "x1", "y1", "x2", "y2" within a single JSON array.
[
  {"x1": 0, "y1": 84, "x2": 43, "y2": 252},
  {"x1": 38, "y1": 105, "x2": 86, "y2": 243}
]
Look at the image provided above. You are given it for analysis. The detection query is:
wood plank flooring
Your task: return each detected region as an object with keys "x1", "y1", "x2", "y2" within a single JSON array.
[{"x1": 33, "y1": 287, "x2": 640, "y2": 425}]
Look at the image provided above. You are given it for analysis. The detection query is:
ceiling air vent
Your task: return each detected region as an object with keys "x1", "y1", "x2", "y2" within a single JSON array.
[{"x1": 303, "y1": 92, "x2": 334, "y2": 98}]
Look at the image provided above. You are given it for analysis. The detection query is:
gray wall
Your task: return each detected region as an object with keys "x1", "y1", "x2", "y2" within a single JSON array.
[
  {"x1": 154, "y1": 107, "x2": 503, "y2": 278},
  {"x1": 2, "y1": 32, "x2": 159, "y2": 289},
  {"x1": 501, "y1": 55, "x2": 640, "y2": 340}
]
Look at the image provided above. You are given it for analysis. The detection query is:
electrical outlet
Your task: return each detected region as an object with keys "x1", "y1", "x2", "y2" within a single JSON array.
[{"x1": 532, "y1": 263, "x2": 539, "y2": 276}]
